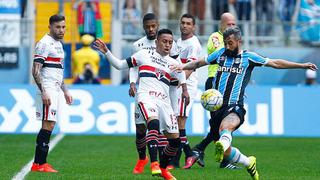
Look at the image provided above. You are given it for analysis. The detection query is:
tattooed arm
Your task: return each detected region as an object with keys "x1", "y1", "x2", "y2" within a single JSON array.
[{"x1": 32, "y1": 62, "x2": 51, "y2": 105}]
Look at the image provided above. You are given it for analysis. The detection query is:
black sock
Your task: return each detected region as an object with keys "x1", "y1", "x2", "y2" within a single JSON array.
[
  {"x1": 158, "y1": 134, "x2": 168, "y2": 160},
  {"x1": 160, "y1": 138, "x2": 180, "y2": 169},
  {"x1": 34, "y1": 129, "x2": 52, "y2": 165},
  {"x1": 196, "y1": 130, "x2": 215, "y2": 151},
  {"x1": 136, "y1": 132, "x2": 147, "y2": 160},
  {"x1": 180, "y1": 129, "x2": 193, "y2": 157},
  {"x1": 146, "y1": 120, "x2": 159, "y2": 162}
]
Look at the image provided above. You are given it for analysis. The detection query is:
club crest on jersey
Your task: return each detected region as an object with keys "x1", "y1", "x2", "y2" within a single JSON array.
[
  {"x1": 155, "y1": 69, "x2": 164, "y2": 79},
  {"x1": 235, "y1": 58, "x2": 241, "y2": 64},
  {"x1": 219, "y1": 56, "x2": 226, "y2": 62}
]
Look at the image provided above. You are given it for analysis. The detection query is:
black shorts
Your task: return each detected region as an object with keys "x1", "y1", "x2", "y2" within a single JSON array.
[{"x1": 209, "y1": 104, "x2": 246, "y2": 141}]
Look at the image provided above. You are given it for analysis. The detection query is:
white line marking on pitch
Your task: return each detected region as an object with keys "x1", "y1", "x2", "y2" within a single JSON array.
[{"x1": 12, "y1": 134, "x2": 65, "y2": 180}]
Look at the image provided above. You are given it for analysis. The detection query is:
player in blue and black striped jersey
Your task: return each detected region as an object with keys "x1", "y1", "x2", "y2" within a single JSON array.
[{"x1": 170, "y1": 26, "x2": 318, "y2": 180}]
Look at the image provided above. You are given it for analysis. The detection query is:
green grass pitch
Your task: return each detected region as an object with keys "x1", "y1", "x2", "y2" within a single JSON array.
[{"x1": 1, "y1": 135, "x2": 320, "y2": 179}]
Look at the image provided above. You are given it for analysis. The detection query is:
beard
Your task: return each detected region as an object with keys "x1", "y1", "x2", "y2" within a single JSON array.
[{"x1": 225, "y1": 47, "x2": 239, "y2": 57}]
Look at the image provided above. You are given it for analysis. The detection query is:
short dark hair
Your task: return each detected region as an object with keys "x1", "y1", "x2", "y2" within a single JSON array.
[
  {"x1": 143, "y1": 13, "x2": 157, "y2": 23},
  {"x1": 157, "y1": 29, "x2": 173, "y2": 39},
  {"x1": 223, "y1": 26, "x2": 242, "y2": 40},
  {"x1": 180, "y1": 13, "x2": 195, "y2": 25},
  {"x1": 49, "y1": 14, "x2": 65, "y2": 25}
]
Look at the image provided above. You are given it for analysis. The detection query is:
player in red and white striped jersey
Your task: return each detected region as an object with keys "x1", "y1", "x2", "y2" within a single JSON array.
[
  {"x1": 31, "y1": 14, "x2": 73, "y2": 173},
  {"x1": 94, "y1": 29, "x2": 189, "y2": 180}
]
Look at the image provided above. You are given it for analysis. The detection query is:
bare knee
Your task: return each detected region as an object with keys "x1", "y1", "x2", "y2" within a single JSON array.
[
  {"x1": 42, "y1": 121, "x2": 55, "y2": 131},
  {"x1": 136, "y1": 124, "x2": 147, "y2": 134}
]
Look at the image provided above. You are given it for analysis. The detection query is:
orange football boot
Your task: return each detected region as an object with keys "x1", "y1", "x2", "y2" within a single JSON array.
[
  {"x1": 31, "y1": 163, "x2": 58, "y2": 173},
  {"x1": 150, "y1": 161, "x2": 161, "y2": 176},
  {"x1": 133, "y1": 156, "x2": 149, "y2": 174},
  {"x1": 160, "y1": 168, "x2": 177, "y2": 180}
]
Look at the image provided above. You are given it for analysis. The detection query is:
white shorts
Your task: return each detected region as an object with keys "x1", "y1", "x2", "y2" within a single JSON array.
[
  {"x1": 36, "y1": 88, "x2": 64, "y2": 122},
  {"x1": 137, "y1": 96, "x2": 178, "y2": 134},
  {"x1": 134, "y1": 96, "x2": 146, "y2": 125},
  {"x1": 174, "y1": 86, "x2": 197, "y2": 117}
]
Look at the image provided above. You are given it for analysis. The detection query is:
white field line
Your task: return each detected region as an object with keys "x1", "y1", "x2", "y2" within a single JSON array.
[{"x1": 12, "y1": 134, "x2": 65, "y2": 180}]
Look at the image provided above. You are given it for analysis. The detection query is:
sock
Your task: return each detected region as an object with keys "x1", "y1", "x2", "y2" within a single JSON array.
[
  {"x1": 180, "y1": 129, "x2": 193, "y2": 157},
  {"x1": 158, "y1": 134, "x2": 168, "y2": 160},
  {"x1": 227, "y1": 147, "x2": 250, "y2": 167},
  {"x1": 219, "y1": 130, "x2": 232, "y2": 152},
  {"x1": 196, "y1": 131, "x2": 215, "y2": 151},
  {"x1": 136, "y1": 132, "x2": 146, "y2": 160},
  {"x1": 34, "y1": 129, "x2": 52, "y2": 165},
  {"x1": 160, "y1": 138, "x2": 181, "y2": 169},
  {"x1": 146, "y1": 120, "x2": 159, "y2": 163}
]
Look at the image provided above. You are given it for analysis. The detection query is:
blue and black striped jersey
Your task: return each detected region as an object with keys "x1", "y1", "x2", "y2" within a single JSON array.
[{"x1": 205, "y1": 48, "x2": 269, "y2": 106}]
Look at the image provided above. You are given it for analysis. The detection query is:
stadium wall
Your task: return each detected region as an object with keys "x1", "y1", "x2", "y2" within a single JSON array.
[{"x1": 0, "y1": 85, "x2": 319, "y2": 137}]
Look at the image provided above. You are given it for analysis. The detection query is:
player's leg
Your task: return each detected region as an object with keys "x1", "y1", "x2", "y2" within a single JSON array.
[
  {"x1": 185, "y1": 110, "x2": 221, "y2": 169},
  {"x1": 179, "y1": 116, "x2": 194, "y2": 169},
  {"x1": 191, "y1": 116, "x2": 217, "y2": 168},
  {"x1": 138, "y1": 102, "x2": 161, "y2": 176},
  {"x1": 226, "y1": 147, "x2": 259, "y2": 180},
  {"x1": 173, "y1": 91, "x2": 194, "y2": 169},
  {"x1": 31, "y1": 91, "x2": 58, "y2": 173},
  {"x1": 158, "y1": 133, "x2": 168, "y2": 161},
  {"x1": 133, "y1": 102, "x2": 149, "y2": 174},
  {"x1": 214, "y1": 112, "x2": 240, "y2": 162},
  {"x1": 159, "y1": 104, "x2": 180, "y2": 180},
  {"x1": 215, "y1": 107, "x2": 258, "y2": 179},
  {"x1": 133, "y1": 123, "x2": 148, "y2": 174}
]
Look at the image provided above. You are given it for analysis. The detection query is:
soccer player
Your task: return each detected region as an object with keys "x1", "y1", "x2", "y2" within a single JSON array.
[
  {"x1": 170, "y1": 26, "x2": 318, "y2": 180},
  {"x1": 169, "y1": 13, "x2": 202, "y2": 169},
  {"x1": 94, "y1": 29, "x2": 189, "y2": 180},
  {"x1": 31, "y1": 14, "x2": 73, "y2": 173},
  {"x1": 129, "y1": 13, "x2": 179, "y2": 176},
  {"x1": 190, "y1": 12, "x2": 239, "y2": 169}
]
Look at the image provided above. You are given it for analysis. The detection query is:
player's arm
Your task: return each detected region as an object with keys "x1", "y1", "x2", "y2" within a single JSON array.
[
  {"x1": 60, "y1": 82, "x2": 73, "y2": 105},
  {"x1": 128, "y1": 68, "x2": 138, "y2": 97},
  {"x1": 93, "y1": 39, "x2": 129, "y2": 70},
  {"x1": 170, "y1": 58, "x2": 207, "y2": 72},
  {"x1": 175, "y1": 71, "x2": 190, "y2": 105},
  {"x1": 32, "y1": 61, "x2": 51, "y2": 106},
  {"x1": 266, "y1": 59, "x2": 318, "y2": 70},
  {"x1": 172, "y1": 47, "x2": 223, "y2": 72}
]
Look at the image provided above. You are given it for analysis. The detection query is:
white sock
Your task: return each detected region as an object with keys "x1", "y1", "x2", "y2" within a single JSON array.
[
  {"x1": 227, "y1": 147, "x2": 250, "y2": 167},
  {"x1": 219, "y1": 130, "x2": 232, "y2": 151}
]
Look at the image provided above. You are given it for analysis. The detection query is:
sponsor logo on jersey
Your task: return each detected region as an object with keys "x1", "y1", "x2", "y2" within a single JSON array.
[{"x1": 218, "y1": 66, "x2": 244, "y2": 74}]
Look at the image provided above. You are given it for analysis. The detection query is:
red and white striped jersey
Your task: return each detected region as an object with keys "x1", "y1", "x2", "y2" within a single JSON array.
[
  {"x1": 176, "y1": 35, "x2": 202, "y2": 89},
  {"x1": 33, "y1": 34, "x2": 64, "y2": 88},
  {"x1": 126, "y1": 49, "x2": 183, "y2": 102}
]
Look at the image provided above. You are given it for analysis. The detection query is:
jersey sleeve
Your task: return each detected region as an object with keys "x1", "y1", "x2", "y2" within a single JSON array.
[
  {"x1": 125, "y1": 50, "x2": 145, "y2": 68},
  {"x1": 170, "y1": 40, "x2": 180, "y2": 58},
  {"x1": 205, "y1": 48, "x2": 225, "y2": 65},
  {"x1": 33, "y1": 41, "x2": 49, "y2": 64},
  {"x1": 129, "y1": 67, "x2": 139, "y2": 83},
  {"x1": 247, "y1": 52, "x2": 269, "y2": 67}
]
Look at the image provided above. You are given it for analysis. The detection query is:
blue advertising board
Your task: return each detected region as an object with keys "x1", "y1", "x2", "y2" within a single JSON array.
[{"x1": 0, "y1": 85, "x2": 319, "y2": 137}]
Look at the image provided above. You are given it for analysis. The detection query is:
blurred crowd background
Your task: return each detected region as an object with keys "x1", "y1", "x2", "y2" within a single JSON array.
[{"x1": 0, "y1": 0, "x2": 319, "y2": 86}]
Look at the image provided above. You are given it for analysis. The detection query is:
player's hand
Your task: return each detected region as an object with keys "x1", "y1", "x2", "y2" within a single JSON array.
[
  {"x1": 64, "y1": 91, "x2": 73, "y2": 105},
  {"x1": 304, "y1": 62, "x2": 318, "y2": 71},
  {"x1": 129, "y1": 82, "x2": 137, "y2": 97},
  {"x1": 169, "y1": 64, "x2": 184, "y2": 73},
  {"x1": 41, "y1": 91, "x2": 51, "y2": 106},
  {"x1": 92, "y1": 39, "x2": 109, "y2": 54}
]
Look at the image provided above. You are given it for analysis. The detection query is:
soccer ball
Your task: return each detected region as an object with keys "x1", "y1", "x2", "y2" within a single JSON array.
[{"x1": 200, "y1": 89, "x2": 223, "y2": 112}]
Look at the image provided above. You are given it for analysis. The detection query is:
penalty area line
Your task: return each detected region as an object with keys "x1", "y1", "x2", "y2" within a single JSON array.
[{"x1": 12, "y1": 134, "x2": 65, "y2": 180}]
